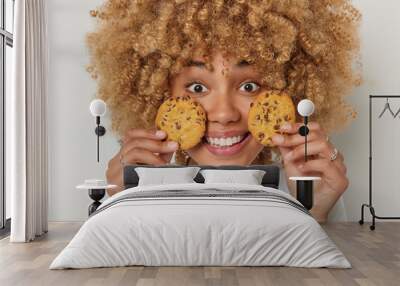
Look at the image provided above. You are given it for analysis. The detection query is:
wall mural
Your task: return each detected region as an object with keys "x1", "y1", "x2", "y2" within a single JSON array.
[{"x1": 84, "y1": 0, "x2": 361, "y2": 221}]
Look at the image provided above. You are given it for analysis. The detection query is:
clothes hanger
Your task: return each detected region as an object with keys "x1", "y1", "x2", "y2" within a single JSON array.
[
  {"x1": 393, "y1": 105, "x2": 400, "y2": 118},
  {"x1": 378, "y1": 97, "x2": 395, "y2": 118}
]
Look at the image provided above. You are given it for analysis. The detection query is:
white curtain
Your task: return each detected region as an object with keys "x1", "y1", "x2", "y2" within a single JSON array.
[{"x1": 8, "y1": 0, "x2": 48, "y2": 242}]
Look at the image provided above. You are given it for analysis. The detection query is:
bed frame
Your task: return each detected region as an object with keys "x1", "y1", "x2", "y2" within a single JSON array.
[
  {"x1": 84, "y1": 164, "x2": 280, "y2": 216},
  {"x1": 123, "y1": 164, "x2": 280, "y2": 189}
]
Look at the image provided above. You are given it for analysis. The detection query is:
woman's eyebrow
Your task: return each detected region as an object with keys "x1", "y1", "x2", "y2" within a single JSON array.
[
  {"x1": 185, "y1": 59, "x2": 250, "y2": 68},
  {"x1": 186, "y1": 60, "x2": 206, "y2": 68},
  {"x1": 236, "y1": 60, "x2": 250, "y2": 67}
]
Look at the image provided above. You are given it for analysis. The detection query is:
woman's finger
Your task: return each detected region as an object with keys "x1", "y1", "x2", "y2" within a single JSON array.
[
  {"x1": 283, "y1": 140, "x2": 333, "y2": 163},
  {"x1": 122, "y1": 128, "x2": 167, "y2": 143},
  {"x1": 107, "y1": 146, "x2": 169, "y2": 181},
  {"x1": 283, "y1": 139, "x2": 347, "y2": 174},
  {"x1": 272, "y1": 129, "x2": 324, "y2": 148},
  {"x1": 121, "y1": 137, "x2": 179, "y2": 156},
  {"x1": 122, "y1": 147, "x2": 168, "y2": 166},
  {"x1": 279, "y1": 121, "x2": 323, "y2": 135}
]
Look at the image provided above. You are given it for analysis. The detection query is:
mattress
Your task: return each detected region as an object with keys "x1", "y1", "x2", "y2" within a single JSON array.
[{"x1": 49, "y1": 183, "x2": 350, "y2": 269}]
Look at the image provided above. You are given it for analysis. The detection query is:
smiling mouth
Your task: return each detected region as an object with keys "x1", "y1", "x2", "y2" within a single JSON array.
[{"x1": 202, "y1": 132, "x2": 250, "y2": 148}]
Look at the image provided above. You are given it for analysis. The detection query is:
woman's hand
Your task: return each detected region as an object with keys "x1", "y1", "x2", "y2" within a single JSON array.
[
  {"x1": 272, "y1": 122, "x2": 349, "y2": 223},
  {"x1": 105, "y1": 128, "x2": 179, "y2": 196}
]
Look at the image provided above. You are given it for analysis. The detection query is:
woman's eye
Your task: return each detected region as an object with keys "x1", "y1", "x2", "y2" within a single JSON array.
[
  {"x1": 186, "y1": 83, "x2": 209, "y2": 94},
  {"x1": 239, "y1": 82, "x2": 260, "y2": 93}
]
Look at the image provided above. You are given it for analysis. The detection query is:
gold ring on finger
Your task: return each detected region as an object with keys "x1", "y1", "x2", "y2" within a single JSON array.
[{"x1": 330, "y1": 147, "x2": 338, "y2": 161}]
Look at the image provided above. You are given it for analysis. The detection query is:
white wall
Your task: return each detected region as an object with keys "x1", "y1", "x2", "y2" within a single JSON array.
[
  {"x1": 48, "y1": 0, "x2": 119, "y2": 221},
  {"x1": 334, "y1": 0, "x2": 400, "y2": 221},
  {"x1": 47, "y1": 0, "x2": 400, "y2": 222}
]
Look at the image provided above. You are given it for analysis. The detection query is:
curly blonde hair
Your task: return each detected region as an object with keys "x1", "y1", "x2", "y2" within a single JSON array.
[{"x1": 86, "y1": 0, "x2": 361, "y2": 165}]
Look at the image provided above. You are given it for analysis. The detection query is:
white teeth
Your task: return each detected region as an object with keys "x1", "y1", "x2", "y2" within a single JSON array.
[{"x1": 206, "y1": 135, "x2": 245, "y2": 147}]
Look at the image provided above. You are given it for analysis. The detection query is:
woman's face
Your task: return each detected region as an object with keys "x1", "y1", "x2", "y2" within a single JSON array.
[{"x1": 169, "y1": 51, "x2": 265, "y2": 165}]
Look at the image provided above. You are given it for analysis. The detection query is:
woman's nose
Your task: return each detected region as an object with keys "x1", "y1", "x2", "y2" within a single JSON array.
[{"x1": 206, "y1": 94, "x2": 241, "y2": 125}]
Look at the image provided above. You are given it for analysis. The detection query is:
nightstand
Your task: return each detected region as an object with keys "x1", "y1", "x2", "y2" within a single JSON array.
[{"x1": 76, "y1": 179, "x2": 118, "y2": 216}]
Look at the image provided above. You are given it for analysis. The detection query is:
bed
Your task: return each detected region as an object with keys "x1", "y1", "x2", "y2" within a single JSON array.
[{"x1": 49, "y1": 164, "x2": 350, "y2": 269}]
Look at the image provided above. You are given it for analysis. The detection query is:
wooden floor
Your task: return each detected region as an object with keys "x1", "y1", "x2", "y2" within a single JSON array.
[{"x1": 0, "y1": 222, "x2": 399, "y2": 286}]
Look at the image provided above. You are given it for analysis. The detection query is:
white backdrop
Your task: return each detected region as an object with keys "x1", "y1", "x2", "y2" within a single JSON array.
[
  {"x1": 370, "y1": 99, "x2": 400, "y2": 218},
  {"x1": 47, "y1": 0, "x2": 400, "y2": 222},
  {"x1": 47, "y1": 0, "x2": 119, "y2": 221}
]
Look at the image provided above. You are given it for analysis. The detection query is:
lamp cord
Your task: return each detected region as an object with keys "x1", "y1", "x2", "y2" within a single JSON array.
[
  {"x1": 304, "y1": 116, "x2": 308, "y2": 163},
  {"x1": 97, "y1": 124, "x2": 100, "y2": 162},
  {"x1": 96, "y1": 116, "x2": 100, "y2": 163}
]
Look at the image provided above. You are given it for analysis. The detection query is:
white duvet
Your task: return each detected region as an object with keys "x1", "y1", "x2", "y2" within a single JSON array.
[{"x1": 49, "y1": 183, "x2": 350, "y2": 269}]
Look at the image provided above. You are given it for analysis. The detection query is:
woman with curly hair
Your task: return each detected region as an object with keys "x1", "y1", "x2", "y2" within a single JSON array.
[{"x1": 86, "y1": 0, "x2": 361, "y2": 222}]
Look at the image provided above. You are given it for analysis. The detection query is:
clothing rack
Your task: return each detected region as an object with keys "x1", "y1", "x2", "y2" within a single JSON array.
[{"x1": 359, "y1": 95, "x2": 400, "y2": 230}]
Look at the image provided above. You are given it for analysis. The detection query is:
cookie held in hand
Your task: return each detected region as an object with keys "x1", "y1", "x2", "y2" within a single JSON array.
[
  {"x1": 155, "y1": 95, "x2": 206, "y2": 150},
  {"x1": 248, "y1": 91, "x2": 296, "y2": 146}
]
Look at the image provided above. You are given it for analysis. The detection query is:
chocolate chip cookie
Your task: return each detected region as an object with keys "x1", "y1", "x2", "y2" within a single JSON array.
[
  {"x1": 248, "y1": 91, "x2": 296, "y2": 146},
  {"x1": 155, "y1": 95, "x2": 207, "y2": 150}
]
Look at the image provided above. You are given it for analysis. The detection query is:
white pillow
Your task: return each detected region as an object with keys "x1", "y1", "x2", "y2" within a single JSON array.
[
  {"x1": 135, "y1": 167, "x2": 201, "y2": 186},
  {"x1": 200, "y1": 169, "x2": 266, "y2": 185}
]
